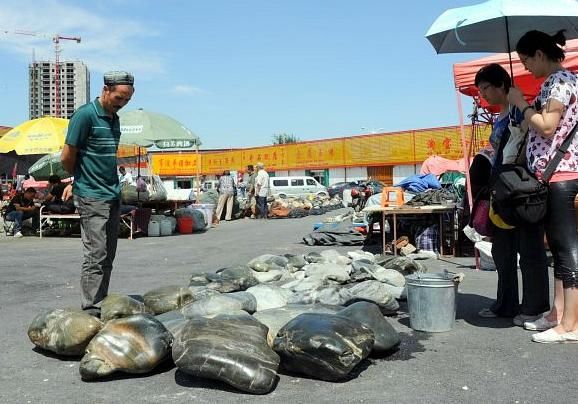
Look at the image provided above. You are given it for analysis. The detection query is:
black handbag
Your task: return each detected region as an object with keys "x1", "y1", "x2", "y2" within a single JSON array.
[{"x1": 491, "y1": 120, "x2": 578, "y2": 226}]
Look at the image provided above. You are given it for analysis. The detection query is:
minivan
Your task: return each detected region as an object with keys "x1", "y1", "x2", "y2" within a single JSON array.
[
  {"x1": 202, "y1": 180, "x2": 219, "y2": 192},
  {"x1": 269, "y1": 176, "x2": 328, "y2": 198}
]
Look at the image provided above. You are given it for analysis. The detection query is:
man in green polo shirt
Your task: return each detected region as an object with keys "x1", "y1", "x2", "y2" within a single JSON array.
[{"x1": 61, "y1": 71, "x2": 134, "y2": 318}]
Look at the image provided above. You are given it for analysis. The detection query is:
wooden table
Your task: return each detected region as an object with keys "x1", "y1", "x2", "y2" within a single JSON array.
[{"x1": 362, "y1": 204, "x2": 457, "y2": 256}]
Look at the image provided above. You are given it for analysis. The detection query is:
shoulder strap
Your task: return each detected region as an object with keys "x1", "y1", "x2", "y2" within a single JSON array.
[{"x1": 542, "y1": 121, "x2": 578, "y2": 182}]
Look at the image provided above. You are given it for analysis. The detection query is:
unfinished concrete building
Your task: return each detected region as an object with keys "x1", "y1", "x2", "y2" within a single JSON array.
[{"x1": 28, "y1": 61, "x2": 90, "y2": 119}]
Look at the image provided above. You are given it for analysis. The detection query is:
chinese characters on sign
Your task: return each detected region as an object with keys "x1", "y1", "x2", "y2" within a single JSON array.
[
  {"x1": 154, "y1": 139, "x2": 195, "y2": 149},
  {"x1": 150, "y1": 125, "x2": 487, "y2": 176},
  {"x1": 151, "y1": 153, "x2": 199, "y2": 175}
]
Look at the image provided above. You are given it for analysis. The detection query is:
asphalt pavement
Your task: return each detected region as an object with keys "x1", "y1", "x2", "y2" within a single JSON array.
[{"x1": 0, "y1": 208, "x2": 574, "y2": 403}]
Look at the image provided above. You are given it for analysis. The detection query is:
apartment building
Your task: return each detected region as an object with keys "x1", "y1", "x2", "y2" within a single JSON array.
[{"x1": 29, "y1": 61, "x2": 90, "y2": 119}]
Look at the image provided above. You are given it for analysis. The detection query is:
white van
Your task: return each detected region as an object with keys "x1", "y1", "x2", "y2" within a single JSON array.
[
  {"x1": 269, "y1": 176, "x2": 328, "y2": 198},
  {"x1": 202, "y1": 180, "x2": 219, "y2": 192}
]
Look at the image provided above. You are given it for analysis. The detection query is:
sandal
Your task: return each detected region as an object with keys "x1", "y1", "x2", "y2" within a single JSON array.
[{"x1": 395, "y1": 236, "x2": 409, "y2": 249}]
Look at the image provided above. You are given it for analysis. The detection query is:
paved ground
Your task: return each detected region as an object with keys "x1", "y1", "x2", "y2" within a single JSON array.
[{"x1": 0, "y1": 209, "x2": 574, "y2": 403}]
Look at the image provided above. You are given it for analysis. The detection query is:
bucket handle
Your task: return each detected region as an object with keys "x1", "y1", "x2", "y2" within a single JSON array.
[
  {"x1": 444, "y1": 269, "x2": 465, "y2": 284},
  {"x1": 413, "y1": 271, "x2": 464, "y2": 284}
]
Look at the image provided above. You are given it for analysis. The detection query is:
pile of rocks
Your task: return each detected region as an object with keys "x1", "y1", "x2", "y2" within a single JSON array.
[
  {"x1": 28, "y1": 250, "x2": 427, "y2": 394},
  {"x1": 268, "y1": 194, "x2": 344, "y2": 218}
]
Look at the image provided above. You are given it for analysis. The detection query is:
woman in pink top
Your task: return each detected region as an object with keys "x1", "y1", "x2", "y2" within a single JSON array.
[{"x1": 509, "y1": 30, "x2": 578, "y2": 343}]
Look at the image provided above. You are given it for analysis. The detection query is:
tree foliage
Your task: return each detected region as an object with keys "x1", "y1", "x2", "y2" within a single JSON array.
[{"x1": 272, "y1": 133, "x2": 300, "y2": 144}]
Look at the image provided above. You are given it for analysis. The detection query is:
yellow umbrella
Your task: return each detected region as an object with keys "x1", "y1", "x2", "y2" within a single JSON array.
[{"x1": 0, "y1": 117, "x2": 68, "y2": 155}]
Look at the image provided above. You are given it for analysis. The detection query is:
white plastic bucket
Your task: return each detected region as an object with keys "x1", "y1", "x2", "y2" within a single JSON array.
[{"x1": 190, "y1": 203, "x2": 215, "y2": 229}]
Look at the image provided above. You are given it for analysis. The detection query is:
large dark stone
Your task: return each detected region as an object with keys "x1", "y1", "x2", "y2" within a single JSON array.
[
  {"x1": 343, "y1": 280, "x2": 400, "y2": 314},
  {"x1": 273, "y1": 313, "x2": 374, "y2": 381},
  {"x1": 155, "y1": 309, "x2": 187, "y2": 338},
  {"x1": 247, "y1": 254, "x2": 287, "y2": 273},
  {"x1": 181, "y1": 292, "x2": 257, "y2": 317},
  {"x1": 79, "y1": 314, "x2": 173, "y2": 380},
  {"x1": 173, "y1": 314, "x2": 280, "y2": 394},
  {"x1": 284, "y1": 254, "x2": 308, "y2": 270},
  {"x1": 253, "y1": 303, "x2": 342, "y2": 345},
  {"x1": 205, "y1": 265, "x2": 259, "y2": 292},
  {"x1": 376, "y1": 255, "x2": 427, "y2": 275},
  {"x1": 337, "y1": 302, "x2": 400, "y2": 355},
  {"x1": 28, "y1": 308, "x2": 103, "y2": 356},
  {"x1": 101, "y1": 294, "x2": 149, "y2": 322},
  {"x1": 143, "y1": 285, "x2": 193, "y2": 315},
  {"x1": 189, "y1": 273, "x2": 210, "y2": 287},
  {"x1": 304, "y1": 251, "x2": 325, "y2": 263}
]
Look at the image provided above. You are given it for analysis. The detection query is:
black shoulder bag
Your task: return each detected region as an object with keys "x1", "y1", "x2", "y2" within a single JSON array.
[{"x1": 491, "y1": 121, "x2": 578, "y2": 226}]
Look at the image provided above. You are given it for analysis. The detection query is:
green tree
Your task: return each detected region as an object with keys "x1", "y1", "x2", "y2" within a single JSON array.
[{"x1": 272, "y1": 133, "x2": 300, "y2": 144}]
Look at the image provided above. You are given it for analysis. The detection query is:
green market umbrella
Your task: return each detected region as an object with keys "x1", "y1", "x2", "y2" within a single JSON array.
[
  {"x1": 28, "y1": 149, "x2": 142, "y2": 181},
  {"x1": 28, "y1": 151, "x2": 71, "y2": 180},
  {"x1": 119, "y1": 108, "x2": 202, "y2": 199},
  {"x1": 119, "y1": 108, "x2": 201, "y2": 148}
]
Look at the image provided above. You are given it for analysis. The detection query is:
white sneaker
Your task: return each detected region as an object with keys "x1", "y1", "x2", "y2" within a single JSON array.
[
  {"x1": 13, "y1": 232, "x2": 23, "y2": 238},
  {"x1": 513, "y1": 313, "x2": 541, "y2": 327},
  {"x1": 524, "y1": 316, "x2": 559, "y2": 331}
]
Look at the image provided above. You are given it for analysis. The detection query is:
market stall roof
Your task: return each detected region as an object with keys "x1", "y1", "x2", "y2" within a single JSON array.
[{"x1": 453, "y1": 39, "x2": 578, "y2": 109}]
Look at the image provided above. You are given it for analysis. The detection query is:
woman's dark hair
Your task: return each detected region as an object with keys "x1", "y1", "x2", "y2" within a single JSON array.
[
  {"x1": 474, "y1": 63, "x2": 512, "y2": 91},
  {"x1": 516, "y1": 30, "x2": 566, "y2": 62}
]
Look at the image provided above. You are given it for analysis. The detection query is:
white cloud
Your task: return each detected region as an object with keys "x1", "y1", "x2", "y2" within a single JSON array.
[
  {"x1": 171, "y1": 85, "x2": 206, "y2": 95},
  {"x1": 0, "y1": 0, "x2": 165, "y2": 77}
]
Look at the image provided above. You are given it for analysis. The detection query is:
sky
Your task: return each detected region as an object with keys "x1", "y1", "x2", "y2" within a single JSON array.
[{"x1": 0, "y1": 0, "x2": 487, "y2": 149}]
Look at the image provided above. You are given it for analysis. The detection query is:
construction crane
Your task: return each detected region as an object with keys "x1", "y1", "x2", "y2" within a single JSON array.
[{"x1": 1, "y1": 29, "x2": 81, "y2": 117}]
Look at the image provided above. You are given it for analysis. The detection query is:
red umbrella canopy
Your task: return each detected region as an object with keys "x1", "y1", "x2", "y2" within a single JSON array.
[{"x1": 453, "y1": 39, "x2": 578, "y2": 111}]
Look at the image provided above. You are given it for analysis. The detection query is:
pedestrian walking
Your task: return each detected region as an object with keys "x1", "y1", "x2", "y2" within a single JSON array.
[
  {"x1": 215, "y1": 170, "x2": 236, "y2": 222},
  {"x1": 246, "y1": 164, "x2": 257, "y2": 218},
  {"x1": 254, "y1": 162, "x2": 270, "y2": 219}
]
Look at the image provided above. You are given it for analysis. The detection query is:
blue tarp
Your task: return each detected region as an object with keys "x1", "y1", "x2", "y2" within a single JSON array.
[{"x1": 395, "y1": 173, "x2": 441, "y2": 193}]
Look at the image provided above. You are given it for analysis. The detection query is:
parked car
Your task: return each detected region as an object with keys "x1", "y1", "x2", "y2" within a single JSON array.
[
  {"x1": 327, "y1": 181, "x2": 357, "y2": 198},
  {"x1": 270, "y1": 176, "x2": 328, "y2": 198}
]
